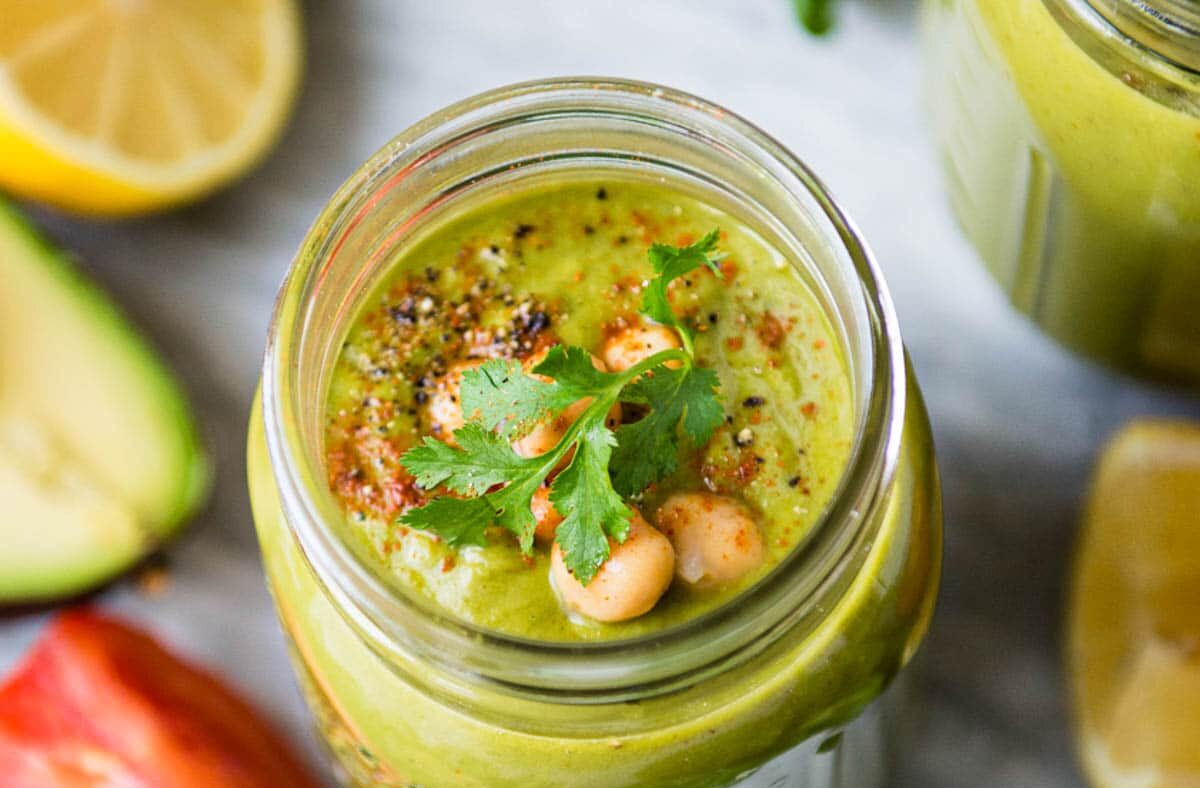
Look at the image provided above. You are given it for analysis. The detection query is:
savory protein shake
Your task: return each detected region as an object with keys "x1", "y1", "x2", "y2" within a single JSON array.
[{"x1": 249, "y1": 79, "x2": 940, "y2": 787}]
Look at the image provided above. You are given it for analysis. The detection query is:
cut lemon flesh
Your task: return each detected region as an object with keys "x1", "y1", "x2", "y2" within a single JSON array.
[
  {"x1": 0, "y1": 0, "x2": 302, "y2": 216},
  {"x1": 1069, "y1": 420, "x2": 1200, "y2": 788}
]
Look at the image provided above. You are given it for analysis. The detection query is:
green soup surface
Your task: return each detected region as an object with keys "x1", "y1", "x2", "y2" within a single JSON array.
[{"x1": 323, "y1": 180, "x2": 854, "y2": 641}]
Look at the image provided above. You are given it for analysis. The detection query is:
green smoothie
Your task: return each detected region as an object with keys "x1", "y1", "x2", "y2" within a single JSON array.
[
  {"x1": 321, "y1": 180, "x2": 853, "y2": 641},
  {"x1": 924, "y1": 0, "x2": 1200, "y2": 379}
]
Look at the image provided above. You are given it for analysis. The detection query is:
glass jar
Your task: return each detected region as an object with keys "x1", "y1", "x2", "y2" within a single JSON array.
[
  {"x1": 923, "y1": 0, "x2": 1200, "y2": 381},
  {"x1": 247, "y1": 78, "x2": 941, "y2": 788}
]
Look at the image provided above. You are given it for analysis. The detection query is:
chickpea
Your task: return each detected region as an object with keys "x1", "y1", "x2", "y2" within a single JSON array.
[
  {"x1": 512, "y1": 348, "x2": 622, "y2": 459},
  {"x1": 424, "y1": 359, "x2": 483, "y2": 446},
  {"x1": 551, "y1": 510, "x2": 675, "y2": 622},
  {"x1": 654, "y1": 492, "x2": 764, "y2": 588},
  {"x1": 530, "y1": 484, "x2": 562, "y2": 543},
  {"x1": 601, "y1": 323, "x2": 681, "y2": 373}
]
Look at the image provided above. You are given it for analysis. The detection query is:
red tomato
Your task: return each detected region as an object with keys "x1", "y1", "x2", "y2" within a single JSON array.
[{"x1": 0, "y1": 609, "x2": 321, "y2": 788}]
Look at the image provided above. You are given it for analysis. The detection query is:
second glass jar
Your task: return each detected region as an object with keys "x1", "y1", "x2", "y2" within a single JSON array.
[{"x1": 923, "y1": 0, "x2": 1200, "y2": 381}]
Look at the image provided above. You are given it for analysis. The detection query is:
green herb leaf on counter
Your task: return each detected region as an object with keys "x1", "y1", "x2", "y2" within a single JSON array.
[
  {"x1": 792, "y1": 0, "x2": 836, "y2": 35},
  {"x1": 399, "y1": 231, "x2": 727, "y2": 584}
]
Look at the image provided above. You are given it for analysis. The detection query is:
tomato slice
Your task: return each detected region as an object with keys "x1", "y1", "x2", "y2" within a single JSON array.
[{"x1": 0, "y1": 609, "x2": 321, "y2": 788}]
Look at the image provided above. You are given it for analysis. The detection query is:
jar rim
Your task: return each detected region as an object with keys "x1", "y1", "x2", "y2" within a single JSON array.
[
  {"x1": 1074, "y1": 0, "x2": 1200, "y2": 73},
  {"x1": 261, "y1": 77, "x2": 908, "y2": 699}
]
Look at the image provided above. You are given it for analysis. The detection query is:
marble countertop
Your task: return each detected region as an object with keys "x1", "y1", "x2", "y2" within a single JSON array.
[{"x1": 3, "y1": 1, "x2": 1197, "y2": 785}]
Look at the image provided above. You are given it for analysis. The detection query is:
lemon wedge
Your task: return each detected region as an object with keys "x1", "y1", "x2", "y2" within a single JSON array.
[
  {"x1": 0, "y1": 0, "x2": 302, "y2": 216},
  {"x1": 1069, "y1": 420, "x2": 1200, "y2": 788}
]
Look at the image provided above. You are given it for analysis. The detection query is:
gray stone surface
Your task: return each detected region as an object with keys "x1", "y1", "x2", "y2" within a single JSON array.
[{"x1": 2, "y1": 1, "x2": 1196, "y2": 785}]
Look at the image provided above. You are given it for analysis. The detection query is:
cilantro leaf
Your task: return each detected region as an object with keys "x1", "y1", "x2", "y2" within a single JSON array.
[
  {"x1": 610, "y1": 413, "x2": 679, "y2": 499},
  {"x1": 403, "y1": 349, "x2": 618, "y2": 558},
  {"x1": 640, "y1": 229, "x2": 723, "y2": 351},
  {"x1": 398, "y1": 495, "x2": 495, "y2": 548},
  {"x1": 610, "y1": 365, "x2": 723, "y2": 497},
  {"x1": 647, "y1": 228, "x2": 724, "y2": 281},
  {"x1": 550, "y1": 419, "x2": 632, "y2": 583},
  {"x1": 678, "y1": 366, "x2": 725, "y2": 446},
  {"x1": 486, "y1": 474, "x2": 546, "y2": 553},
  {"x1": 459, "y1": 358, "x2": 559, "y2": 439},
  {"x1": 530, "y1": 345, "x2": 612, "y2": 394},
  {"x1": 460, "y1": 349, "x2": 613, "y2": 439},
  {"x1": 400, "y1": 424, "x2": 535, "y2": 495}
]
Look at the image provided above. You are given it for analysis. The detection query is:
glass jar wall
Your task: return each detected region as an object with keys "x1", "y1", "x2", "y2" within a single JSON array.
[
  {"x1": 923, "y1": 0, "x2": 1200, "y2": 381},
  {"x1": 248, "y1": 79, "x2": 941, "y2": 787}
]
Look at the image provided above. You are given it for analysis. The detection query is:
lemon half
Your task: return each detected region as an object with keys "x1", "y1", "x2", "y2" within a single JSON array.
[
  {"x1": 0, "y1": 0, "x2": 302, "y2": 216},
  {"x1": 1070, "y1": 420, "x2": 1200, "y2": 788}
]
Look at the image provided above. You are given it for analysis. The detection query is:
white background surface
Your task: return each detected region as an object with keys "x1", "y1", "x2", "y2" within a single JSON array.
[{"x1": 3, "y1": 1, "x2": 1198, "y2": 785}]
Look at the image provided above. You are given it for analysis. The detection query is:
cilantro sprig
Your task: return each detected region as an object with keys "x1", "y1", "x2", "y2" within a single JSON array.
[{"x1": 399, "y1": 230, "x2": 726, "y2": 584}]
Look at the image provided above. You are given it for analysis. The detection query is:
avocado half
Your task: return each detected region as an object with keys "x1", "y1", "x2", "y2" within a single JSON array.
[{"x1": 0, "y1": 200, "x2": 209, "y2": 603}]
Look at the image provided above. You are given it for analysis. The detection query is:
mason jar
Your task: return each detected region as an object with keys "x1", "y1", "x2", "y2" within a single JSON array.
[
  {"x1": 247, "y1": 78, "x2": 941, "y2": 787},
  {"x1": 923, "y1": 0, "x2": 1200, "y2": 381}
]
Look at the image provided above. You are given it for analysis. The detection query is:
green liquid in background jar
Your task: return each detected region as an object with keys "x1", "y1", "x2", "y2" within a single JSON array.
[{"x1": 923, "y1": 0, "x2": 1200, "y2": 380}]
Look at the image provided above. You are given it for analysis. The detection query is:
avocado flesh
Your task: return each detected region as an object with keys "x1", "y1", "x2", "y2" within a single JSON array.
[{"x1": 0, "y1": 201, "x2": 208, "y2": 602}]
